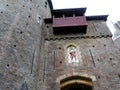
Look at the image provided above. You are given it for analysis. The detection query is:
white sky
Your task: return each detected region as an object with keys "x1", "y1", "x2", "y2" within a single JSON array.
[{"x1": 52, "y1": 0, "x2": 120, "y2": 22}]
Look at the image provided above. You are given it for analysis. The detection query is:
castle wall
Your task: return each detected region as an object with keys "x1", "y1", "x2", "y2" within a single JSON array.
[
  {"x1": 44, "y1": 20, "x2": 120, "y2": 90},
  {"x1": 0, "y1": 1, "x2": 120, "y2": 90},
  {"x1": 0, "y1": 0, "x2": 51, "y2": 90}
]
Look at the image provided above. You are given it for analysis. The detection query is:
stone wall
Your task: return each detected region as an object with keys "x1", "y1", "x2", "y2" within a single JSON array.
[
  {"x1": 0, "y1": 0, "x2": 51, "y2": 90},
  {"x1": 44, "y1": 20, "x2": 120, "y2": 90},
  {"x1": 1, "y1": 0, "x2": 120, "y2": 90},
  {"x1": 45, "y1": 37, "x2": 120, "y2": 90}
]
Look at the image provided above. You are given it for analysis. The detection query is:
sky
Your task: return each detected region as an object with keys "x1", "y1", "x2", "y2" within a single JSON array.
[{"x1": 51, "y1": 0, "x2": 120, "y2": 22}]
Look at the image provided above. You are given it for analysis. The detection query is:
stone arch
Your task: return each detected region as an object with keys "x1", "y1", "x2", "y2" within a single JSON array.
[
  {"x1": 65, "y1": 43, "x2": 78, "y2": 49},
  {"x1": 60, "y1": 75, "x2": 93, "y2": 90}
]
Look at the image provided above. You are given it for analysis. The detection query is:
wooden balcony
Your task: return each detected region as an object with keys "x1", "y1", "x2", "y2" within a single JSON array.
[{"x1": 53, "y1": 16, "x2": 88, "y2": 35}]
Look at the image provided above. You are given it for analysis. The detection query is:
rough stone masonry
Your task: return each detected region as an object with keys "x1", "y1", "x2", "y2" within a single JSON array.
[{"x1": 0, "y1": 0, "x2": 120, "y2": 90}]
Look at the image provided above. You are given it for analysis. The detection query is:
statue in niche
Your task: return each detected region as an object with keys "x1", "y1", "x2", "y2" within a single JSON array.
[{"x1": 67, "y1": 46, "x2": 79, "y2": 63}]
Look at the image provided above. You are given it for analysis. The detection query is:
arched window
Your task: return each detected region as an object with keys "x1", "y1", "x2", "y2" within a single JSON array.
[{"x1": 67, "y1": 45, "x2": 79, "y2": 63}]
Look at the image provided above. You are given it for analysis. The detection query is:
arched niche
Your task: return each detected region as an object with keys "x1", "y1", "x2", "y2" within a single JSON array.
[
  {"x1": 65, "y1": 44, "x2": 82, "y2": 63},
  {"x1": 60, "y1": 76, "x2": 93, "y2": 90}
]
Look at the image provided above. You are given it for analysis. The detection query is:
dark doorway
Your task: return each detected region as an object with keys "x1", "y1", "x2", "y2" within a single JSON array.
[
  {"x1": 60, "y1": 76, "x2": 93, "y2": 90},
  {"x1": 61, "y1": 83, "x2": 92, "y2": 90}
]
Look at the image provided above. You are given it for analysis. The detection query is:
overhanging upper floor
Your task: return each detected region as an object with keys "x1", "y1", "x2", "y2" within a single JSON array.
[
  {"x1": 52, "y1": 8, "x2": 88, "y2": 35},
  {"x1": 44, "y1": 8, "x2": 111, "y2": 36}
]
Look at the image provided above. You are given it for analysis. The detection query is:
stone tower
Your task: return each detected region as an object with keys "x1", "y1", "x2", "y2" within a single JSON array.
[
  {"x1": 0, "y1": 1, "x2": 120, "y2": 90},
  {"x1": 107, "y1": 20, "x2": 120, "y2": 50},
  {"x1": 44, "y1": 7, "x2": 120, "y2": 90},
  {"x1": 0, "y1": 0, "x2": 52, "y2": 90}
]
